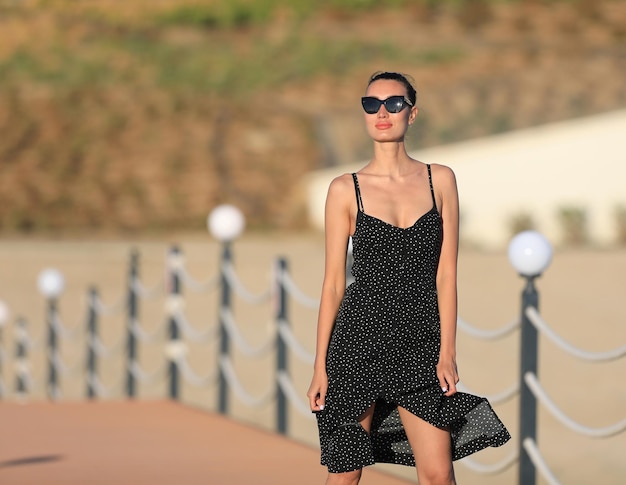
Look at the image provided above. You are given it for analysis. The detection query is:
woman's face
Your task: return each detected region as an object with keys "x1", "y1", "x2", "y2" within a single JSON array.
[{"x1": 363, "y1": 79, "x2": 417, "y2": 143}]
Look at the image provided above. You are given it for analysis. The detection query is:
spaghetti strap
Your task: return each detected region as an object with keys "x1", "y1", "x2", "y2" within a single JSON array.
[
  {"x1": 426, "y1": 164, "x2": 436, "y2": 209},
  {"x1": 352, "y1": 173, "x2": 364, "y2": 213}
]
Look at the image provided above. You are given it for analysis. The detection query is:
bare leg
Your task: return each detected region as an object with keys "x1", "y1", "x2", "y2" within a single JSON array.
[
  {"x1": 325, "y1": 403, "x2": 376, "y2": 485},
  {"x1": 397, "y1": 406, "x2": 456, "y2": 485}
]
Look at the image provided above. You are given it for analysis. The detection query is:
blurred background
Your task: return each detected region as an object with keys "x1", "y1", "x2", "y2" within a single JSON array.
[
  {"x1": 1, "y1": 0, "x2": 625, "y2": 234},
  {"x1": 1, "y1": 1, "x2": 626, "y2": 484}
]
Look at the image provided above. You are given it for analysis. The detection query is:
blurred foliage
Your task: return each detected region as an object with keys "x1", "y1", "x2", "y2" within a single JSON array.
[
  {"x1": 509, "y1": 212, "x2": 536, "y2": 237},
  {"x1": 0, "y1": 0, "x2": 625, "y2": 234},
  {"x1": 0, "y1": 4, "x2": 465, "y2": 95},
  {"x1": 615, "y1": 206, "x2": 626, "y2": 246},
  {"x1": 558, "y1": 207, "x2": 588, "y2": 246}
]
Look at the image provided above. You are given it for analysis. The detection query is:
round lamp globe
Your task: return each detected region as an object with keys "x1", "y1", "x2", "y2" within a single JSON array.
[
  {"x1": 508, "y1": 231, "x2": 553, "y2": 277},
  {"x1": 207, "y1": 205, "x2": 245, "y2": 242},
  {"x1": 37, "y1": 268, "x2": 66, "y2": 299}
]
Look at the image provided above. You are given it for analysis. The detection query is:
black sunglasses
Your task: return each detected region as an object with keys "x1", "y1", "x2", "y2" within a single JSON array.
[{"x1": 361, "y1": 95, "x2": 413, "y2": 114}]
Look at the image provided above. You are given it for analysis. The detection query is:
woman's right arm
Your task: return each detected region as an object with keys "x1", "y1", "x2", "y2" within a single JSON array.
[{"x1": 307, "y1": 175, "x2": 353, "y2": 412}]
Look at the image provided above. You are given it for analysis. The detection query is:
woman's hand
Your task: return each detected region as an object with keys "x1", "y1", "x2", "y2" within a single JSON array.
[
  {"x1": 307, "y1": 368, "x2": 328, "y2": 412},
  {"x1": 437, "y1": 353, "x2": 459, "y2": 397}
]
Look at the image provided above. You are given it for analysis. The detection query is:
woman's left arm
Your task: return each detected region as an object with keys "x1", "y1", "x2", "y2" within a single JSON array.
[{"x1": 434, "y1": 164, "x2": 460, "y2": 397}]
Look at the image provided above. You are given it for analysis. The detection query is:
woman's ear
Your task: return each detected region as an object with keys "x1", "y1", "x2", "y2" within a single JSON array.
[{"x1": 409, "y1": 106, "x2": 418, "y2": 125}]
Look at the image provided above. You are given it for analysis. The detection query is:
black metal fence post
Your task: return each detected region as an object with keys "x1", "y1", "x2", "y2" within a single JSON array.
[
  {"x1": 276, "y1": 257, "x2": 289, "y2": 434},
  {"x1": 218, "y1": 241, "x2": 232, "y2": 414},
  {"x1": 126, "y1": 249, "x2": 139, "y2": 398},
  {"x1": 168, "y1": 246, "x2": 181, "y2": 400},
  {"x1": 518, "y1": 275, "x2": 539, "y2": 485},
  {"x1": 47, "y1": 298, "x2": 59, "y2": 400},
  {"x1": 15, "y1": 317, "x2": 29, "y2": 397},
  {"x1": 86, "y1": 287, "x2": 98, "y2": 399}
]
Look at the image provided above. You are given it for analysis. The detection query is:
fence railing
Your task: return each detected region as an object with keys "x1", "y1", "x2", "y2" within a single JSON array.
[{"x1": 0, "y1": 229, "x2": 624, "y2": 485}]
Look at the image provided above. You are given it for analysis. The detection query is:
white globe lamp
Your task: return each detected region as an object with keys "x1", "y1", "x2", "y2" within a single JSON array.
[
  {"x1": 508, "y1": 231, "x2": 553, "y2": 277},
  {"x1": 37, "y1": 268, "x2": 66, "y2": 299},
  {"x1": 207, "y1": 205, "x2": 245, "y2": 242}
]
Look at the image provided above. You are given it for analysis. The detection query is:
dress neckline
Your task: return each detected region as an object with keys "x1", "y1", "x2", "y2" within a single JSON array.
[{"x1": 357, "y1": 205, "x2": 439, "y2": 231}]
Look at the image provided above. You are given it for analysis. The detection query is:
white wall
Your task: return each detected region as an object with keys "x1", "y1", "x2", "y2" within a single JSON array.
[{"x1": 305, "y1": 109, "x2": 626, "y2": 249}]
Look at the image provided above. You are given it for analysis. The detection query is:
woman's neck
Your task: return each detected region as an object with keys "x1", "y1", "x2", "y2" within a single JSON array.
[{"x1": 366, "y1": 141, "x2": 416, "y2": 176}]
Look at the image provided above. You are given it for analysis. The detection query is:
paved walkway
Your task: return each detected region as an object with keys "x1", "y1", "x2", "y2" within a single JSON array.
[{"x1": 0, "y1": 401, "x2": 413, "y2": 485}]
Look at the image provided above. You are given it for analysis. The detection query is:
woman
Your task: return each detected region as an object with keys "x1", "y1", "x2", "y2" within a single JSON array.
[{"x1": 307, "y1": 72, "x2": 510, "y2": 485}]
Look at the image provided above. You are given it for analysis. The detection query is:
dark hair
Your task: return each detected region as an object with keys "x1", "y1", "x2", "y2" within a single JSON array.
[{"x1": 366, "y1": 71, "x2": 417, "y2": 106}]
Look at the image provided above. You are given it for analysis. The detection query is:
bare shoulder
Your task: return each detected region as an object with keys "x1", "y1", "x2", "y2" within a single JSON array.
[
  {"x1": 327, "y1": 173, "x2": 355, "y2": 197},
  {"x1": 326, "y1": 173, "x2": 357, "y2": 207},
  {"x1": 428, "y1": 163, "x2": 457, "y2": 190}
]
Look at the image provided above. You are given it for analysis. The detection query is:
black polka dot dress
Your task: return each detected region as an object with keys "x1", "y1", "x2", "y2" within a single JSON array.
[{"x1": 316, "y1": 166, "x2": 511, "y2": 473}]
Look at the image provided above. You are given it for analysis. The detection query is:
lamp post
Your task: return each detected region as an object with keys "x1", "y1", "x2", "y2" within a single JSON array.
[
  {"x1": 126, "y1": 249, "x2": 139, "y2": 398},
  {"x1": 167, "y1": 246, "x2": 183, "y2": 400},
  {"x1": 15, "y1": 317, "x2": 29, "y2": 399},
  {"x1": 208, "y1": 204, "x2": 245, "y2": 415},
  {"x1": 276, "y1": 257, "x2": 288, "y2": 434},
  {"x1": 0, "y1": 300, "x2": 8, "y2": 399},
  {"x1": 37, "y1": 268, "x2": 65, "y2": 400},
  {"x1": 508, "y1": 230, "x2": 552, "y2": 485},
  {"x1": 86, "y1": 287, "x2": 98, "y2": 399}
]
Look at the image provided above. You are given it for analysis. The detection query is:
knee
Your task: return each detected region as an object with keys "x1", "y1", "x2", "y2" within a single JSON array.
[
  {"x1": 417, "y1": 464, "x2": 456, "y2": 485},
  {"x1": 326, "y1": 468, "x2": 362, "y2": 485}
]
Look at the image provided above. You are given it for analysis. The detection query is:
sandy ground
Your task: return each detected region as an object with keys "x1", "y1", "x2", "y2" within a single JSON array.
[
  {"x1": 0, "y1": 400, "x2": 413, "y2": 484},
  {"x1": 0, "y1": 233, "x2": 625, "y2": 484}
]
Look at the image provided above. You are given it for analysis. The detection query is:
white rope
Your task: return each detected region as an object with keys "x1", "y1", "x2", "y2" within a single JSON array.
[
  {"x1": 14, "y1": 360, "x2": 43, "y2": 396},
  {"x1": 457, "y1": 381, "x2": 519, "y2": 405},
  {"x1": 86, "y1": 374, "x2": 124, "y2": 398},
  {"x1": 14, "y1": 358, "x2": 31, "y2": 381},
  {"x1": 523, "y1": 438, "x2": 561, "y2": 485},
  {"x1": 221, "y1": 308, "x2": 275, "y2": 358},
  {"x1": 525, "y1": 307, "x2": 626, "y2": 361},
  {"x1": 525, "y1": 372, "x2": 626, "y2": 438},
  {"x1": 219, "y1": 356, "x2": 274, "y2": 407},
  {"x1": 277, "y1": 319, "x2": 315, "y2": 365},
  {"x1": 459, "y1": 448, "x2": 519, "y2": 474},
  {"x1": 88, "y1": 334, "x2": 125, "y2": 359},
  {"x1": 457, "y1": 316, "x2": 520, "y2": 340},
  {"x1": 277, "y1": 270, "x2": 320, "y2": 309},
  {"x1": 15, "y1": 323, "x2": 44, "y2": 351},
  {"x1": 93, "y1": 295, "x2": 126, "y2": 316},
  {"x1": 173, "y1": 312, "x2": 218, "y2": 343},
  {"x1": 129, "y1": 361, "x2": 165, "y2": 385},
  {"x1": 277, "y1": 371, "x2": 316, "y2": 419},
  {"x1": 51, "y1": 312, "x2": 82, "y2": 340},
  {"x1": 131, "y1": 277, "x2": 164, "y2": 300},
  {"x1": 129, "y1": 318, "x2": 164, "y2": 343},
  {"x1": 15, "y1": 324, "x2": 31, "y2": 349},
  {"x1": 223, "y1": 262, "x2": 272, "y2": 304},
  {"x1": 175, "y1": 355, "x2": 217, "y2": 387},
  {"x1": 51, "y1": 350, "x2": 83, "y2": 377},
  {"x1": 175, "y1": 267, "x2": 220, "y2": 293}
]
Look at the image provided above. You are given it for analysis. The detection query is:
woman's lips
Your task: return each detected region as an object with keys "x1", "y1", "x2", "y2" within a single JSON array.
[{"x1": 375, "y1": 123, "x2": 392, "y2": 129}]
